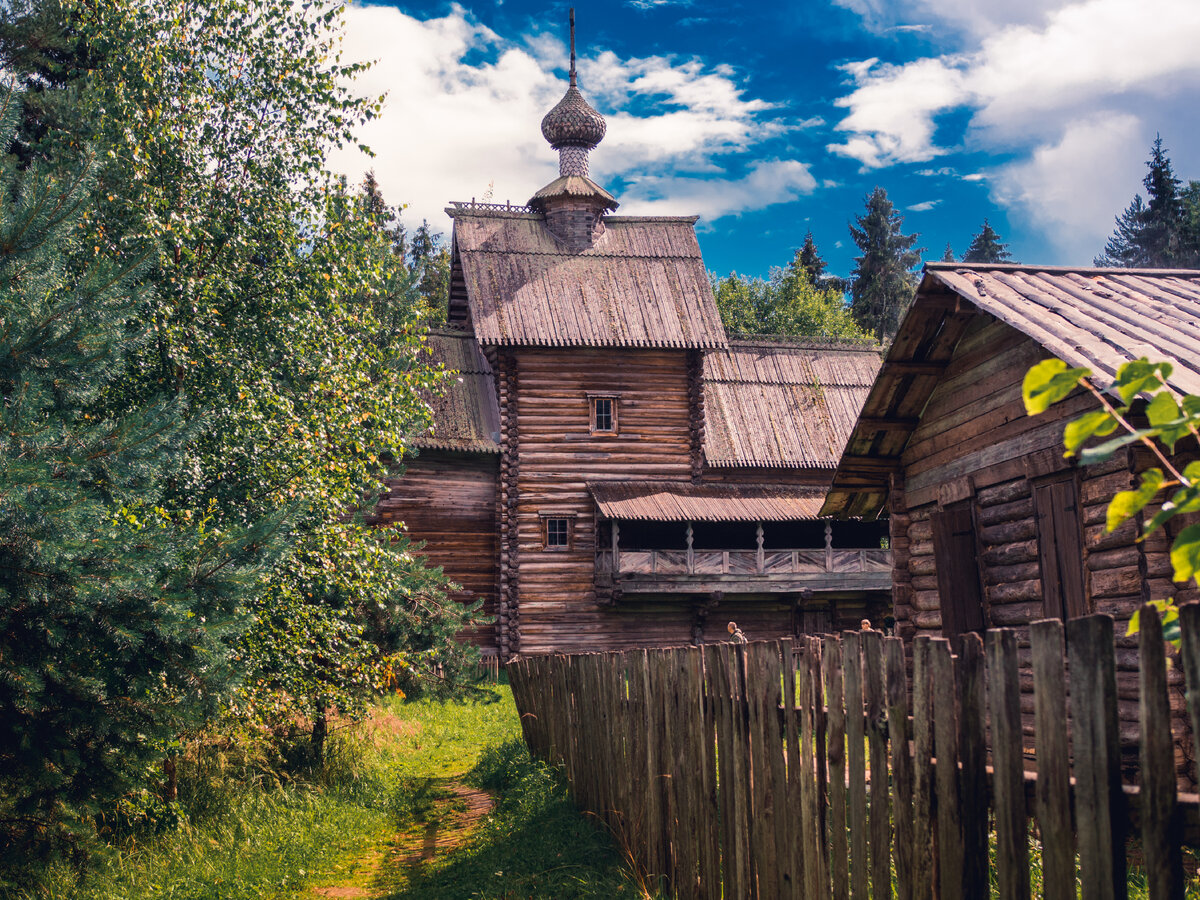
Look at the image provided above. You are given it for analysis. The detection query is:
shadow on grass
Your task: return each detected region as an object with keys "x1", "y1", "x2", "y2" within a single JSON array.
[{"x1": 373, "y1": 740, "x2": 655, "y2": 900}]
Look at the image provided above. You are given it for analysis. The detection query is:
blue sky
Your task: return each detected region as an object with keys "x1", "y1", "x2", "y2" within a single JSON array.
[{"x1": 328, "y1": 0, "x2": 1200, "y2": 280}]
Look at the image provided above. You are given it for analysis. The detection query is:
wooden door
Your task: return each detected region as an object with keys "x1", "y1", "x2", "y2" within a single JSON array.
[
  {"x1": 930, "y1": 501, "x2": 986, "y2": 639},
  {"x1": 1034, "y1": 475, "x2": 1087, "y2": 619}
]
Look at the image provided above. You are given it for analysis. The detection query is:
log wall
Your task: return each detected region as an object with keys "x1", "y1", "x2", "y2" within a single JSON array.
[
  {"x1": 512, "y1": 348, "x2": 696, "y2": 654},
  {"x1": 377, "y1": 450, "x2": 499, "y2": 650},
  {"x1": 894, "y1": 317, "x2": 1196, "y2": 785}
]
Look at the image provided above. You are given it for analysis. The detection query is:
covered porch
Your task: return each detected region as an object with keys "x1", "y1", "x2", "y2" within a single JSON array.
[{"x1": 589, "y1": 481, "x2": 892, "y2": 600}]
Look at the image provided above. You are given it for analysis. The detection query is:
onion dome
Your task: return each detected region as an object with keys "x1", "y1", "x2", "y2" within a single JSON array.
[{"x1": 540, "y1": 83, "x2": 607, "y2": 151}]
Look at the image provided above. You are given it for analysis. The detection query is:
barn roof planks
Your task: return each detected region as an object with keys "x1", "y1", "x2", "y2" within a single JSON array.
[{"x1": 927, "y1": 263, "x2": 1200, "y2": 395}]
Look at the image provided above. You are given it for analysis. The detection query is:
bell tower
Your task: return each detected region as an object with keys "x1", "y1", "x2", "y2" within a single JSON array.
[{"x1": 528, "y1": 9, "x2": 618, "y2": 251}]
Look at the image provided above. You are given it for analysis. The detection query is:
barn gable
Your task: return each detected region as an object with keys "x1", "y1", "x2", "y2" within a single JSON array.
[{"x1": 822, "y1": 263, "x2": 1200, "y2": 518}]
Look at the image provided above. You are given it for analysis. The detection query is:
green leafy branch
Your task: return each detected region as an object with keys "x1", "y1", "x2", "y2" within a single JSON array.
[{"x1": 1023, "y1": 357, "x2": 1200, "y2": 644}]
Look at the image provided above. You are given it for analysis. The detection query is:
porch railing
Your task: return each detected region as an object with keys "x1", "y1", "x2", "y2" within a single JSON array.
[{"x1": 596, "y1": 547, "x2": 892, "y2": 578}]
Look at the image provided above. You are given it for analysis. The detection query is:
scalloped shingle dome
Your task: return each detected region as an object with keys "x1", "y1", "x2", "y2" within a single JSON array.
[{"x1": 540, "y1": 84, "x2": 607, "y2": 150}]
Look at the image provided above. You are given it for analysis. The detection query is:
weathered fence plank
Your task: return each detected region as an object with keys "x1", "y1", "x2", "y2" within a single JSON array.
[
  {"x1": 782, "y1": 641, "x2": 804, "y2": 900},
  {"x1": 842, "y1": 631, "x2": 870, "y2": 900},
  {"x1": 822, "y1": 635, "x2": 850, "y2": 900},
  {"x1": 1180, "y1": 606, "x2": 1200, "y2": 811},
  {"x1": 956, "y1": 633, "x2": 988, "y2": 899},
  {"x1": 986, "y1": 628, "x2": 1031, "y2": 900},
  {"x1": 1030, "y1": 619, "x2": 1075, "y2": 900},
  {"x1": 1067, "y1": 614, "x2": 1127, "y2": 900},
  {"x1": 930, "y1": 637, "x2": 964, "y2": 899},
  {"x1": 863, "y1": 630, "x2": 891, "y2": 900},
  {"x1": 886, "y1": 637, "x2": 913, "y2": 900},
  {"x1": 1139, "y1": 605, "x2": 1184, "y2": 900},
  {"x1": 910, "y1": 637, "x2": 934, "y2": 900}
]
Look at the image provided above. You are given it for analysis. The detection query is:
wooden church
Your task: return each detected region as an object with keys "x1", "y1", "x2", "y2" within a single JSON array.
[{"x1": 375, "y1": 33, "x2": 890, "y2": 657}]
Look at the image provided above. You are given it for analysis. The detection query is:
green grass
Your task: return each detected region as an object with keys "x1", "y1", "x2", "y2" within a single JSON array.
[
  {"x1": 369, "y1": 738, "x2": 655, "y2": 899},
  {"x1": 6, "y1": 683, "x2": 653, "y2": 900}
]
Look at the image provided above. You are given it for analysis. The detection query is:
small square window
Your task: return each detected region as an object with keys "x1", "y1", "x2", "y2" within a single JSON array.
[
  {"x1": 591, "y1": 396, "x2": 617, "y2": 434},
  {"x1": 545, "y1": 517, "x2": 572, "y2": 550}
]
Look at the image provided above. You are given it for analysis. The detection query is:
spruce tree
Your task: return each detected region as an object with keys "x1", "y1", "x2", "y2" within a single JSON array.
[
  {"x1": 848, "y1": 187, "x2": 924, "y2": 340},
  {"x1": 0, "y1": 89, "x2": 267, "y2": 858},
  {"x1": 962, "y1": 219, "x2": 1014, "y2": 263},
  {"x1": 797, "y1": 231, "x2": 828, "y2": 282},
  {"x1": 1097, "y1": 136, "x2": 1191, "y2": 267},
  {"x1": 941, "y1": 243, "x2": 955, "y2": 262}
]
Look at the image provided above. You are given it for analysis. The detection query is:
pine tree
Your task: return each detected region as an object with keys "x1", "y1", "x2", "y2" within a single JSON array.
[
  {"x1": 849, "y1": 187, "x2": 924, "y2": 340},
  {"x1": 961, "y1": 219, "x2": 1014, "y2": 263},
  {"x1": 1097, "y1": 136, "x2": 1191, "y2": 268},
  {"x1": 797, "y1": 231, "x2": 827, "y2": 282},
  {"x1": 941, "y1": 243, "x2": 955, "y2": 262},
  {"x1": 0, "y1": 89, "x2": 267, "y2": 858}
]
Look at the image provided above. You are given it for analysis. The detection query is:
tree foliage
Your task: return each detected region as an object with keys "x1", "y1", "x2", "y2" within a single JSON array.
[
  {"x1": 0, "y1": 0, "x2": 480, "y2": 854},
  {"x1": 848, "y1": 187, "x2": 923, "y2": 340},
  {"x1": 961, "y1": 219, "x2": 1014, "y2": 263},
  {"x1": 713, "y1": 245, "x2": 871, "y2": 342},
  {"x1": 0, "y1": 87, "x2": 275, "y2": 861},
  {"x1": 1097, "y1": 136, "x2": 1200, "y2": 268},
  {"x1": 1023, "y1": 357, "x2": 1200, "y2": 645},
  {"x1": 361, "y1": 171, "x2": 451, "y2": 323}
]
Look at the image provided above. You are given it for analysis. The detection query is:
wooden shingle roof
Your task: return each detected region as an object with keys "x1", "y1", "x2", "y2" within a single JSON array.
[
  {"x1": 821, "y1": 263, "x2": 1200, "y2": 518},
  {"x1": 702, "y1": 339, "x2": 882, "y2": 469},
  {"x1": 588, "y1": 481, "x2": 827, "y2": 522},
  {"x1": 412, "y1": 330, "x2": 500, "y2": 453},
  {"x1": 447, "y1": 208, "x2": 728, "y2": 349}
]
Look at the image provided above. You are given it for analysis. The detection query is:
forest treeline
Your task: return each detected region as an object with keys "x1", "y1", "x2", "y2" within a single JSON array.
[
  {"x1": 712, "y1": 138, "x2": 1200, "y2": 343},
  {"x1": 0, "y1": 0, "x2": 481, "y2": 879}
]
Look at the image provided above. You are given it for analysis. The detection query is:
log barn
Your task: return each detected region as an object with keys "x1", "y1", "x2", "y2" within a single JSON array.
[
  {"x1": 374, "y1": 48, "x2": 891, "y2": 657},
  {"x1": 821, "y1": 261, "x2": 1200, "y2": 784}
]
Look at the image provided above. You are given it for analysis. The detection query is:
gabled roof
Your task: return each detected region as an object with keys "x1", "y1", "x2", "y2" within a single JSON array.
[
  {"x1": 821, "y1": 263, "x2": 1200, "y2": 518},
  {"x1": 588, "y1": 481, "x2": 827, "y2": 522},
  {"x1": 702, "y1": 338, "x2": 882, "y2": 469},
  {"x1": 446, "y1": 206, "x2": 728, "y2": 349},
  {"x1": 412, "y1": 330, "x2": 500, "y2": 453}
]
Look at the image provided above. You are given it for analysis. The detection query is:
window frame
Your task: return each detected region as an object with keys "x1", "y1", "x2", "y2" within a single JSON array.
[
  {"x1": 586, "y1": 392, "x2": 620, "y2": 435},
  {"x1": 541, "y1": 514, "x2": 575, "y2": 551}
]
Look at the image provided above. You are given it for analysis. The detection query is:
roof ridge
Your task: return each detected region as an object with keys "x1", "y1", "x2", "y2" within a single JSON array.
[
  {"x1": 725, "y1": 333, "x2": 881, "y2": 350},
  {"x1": 925, "y1": 261, "x2": 1200, "y2": 277}
]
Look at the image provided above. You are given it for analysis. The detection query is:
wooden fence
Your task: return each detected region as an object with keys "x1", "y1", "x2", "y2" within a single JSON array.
[{"x1": 507, "y1": 608, "x2": 1200, "y2": 899}]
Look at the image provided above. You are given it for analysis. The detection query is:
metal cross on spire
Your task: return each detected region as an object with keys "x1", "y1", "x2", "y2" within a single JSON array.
[{"x1": 569, "y1": 8, "x2": 577, "y2": 87}]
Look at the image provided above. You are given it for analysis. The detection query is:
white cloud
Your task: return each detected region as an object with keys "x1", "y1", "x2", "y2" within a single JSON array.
[
  {"x1": 991, "y1": 113, "x2": 1146, "y2": 262},
  {"x1": 829, "y1": 0, "x2": 1200, "y2": 258},
  {"x1": 832, "y1": 0, "x2": 1200, "y2": 168},
  {"x1": 907, "y1": 199, "x2": 941, "y2": 212},
  {"x1": 327, "y1": 5, "x2": 792, "y2": 232},
  {"x1": 828, "y1": 56, "x2": 967, "y2": 167},
  {"x1": 834, "y1": 0, "x2": 1075, "y2": 38},
  {"x1": 618, "y1": 159, "x2": 818, "y2": 221}
]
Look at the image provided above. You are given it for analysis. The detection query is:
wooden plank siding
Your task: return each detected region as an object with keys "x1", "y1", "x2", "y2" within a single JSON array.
[{"x1": 377, "y1": 450, "x2": 500, "y2": 649}]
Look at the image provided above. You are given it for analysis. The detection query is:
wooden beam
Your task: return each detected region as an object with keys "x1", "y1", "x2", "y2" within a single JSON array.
[
  {"x1": 885, "y1": 361, "x2": 947, "y2": 377},
  {"x1": 856, "y1": 417, "x2": 920, "y2": 432},
  {"x1": 839, "y1": 455, "x2": 903, "y2": 474}
]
